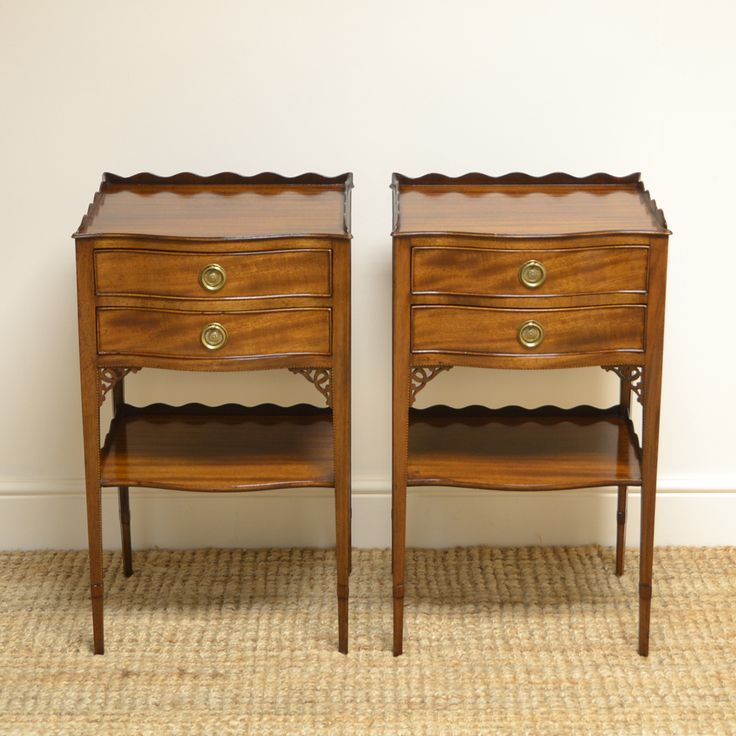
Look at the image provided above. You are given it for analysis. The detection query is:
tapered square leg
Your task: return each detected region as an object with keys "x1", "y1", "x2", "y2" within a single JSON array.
[
  {"x1": 392, "y1": 477, "x2": 407, "y2": 657},
  {"x1": 615, "y1": 485, "x2": 627, "y2": 576},
  {"x1": 331, "y1": 242, "x2": 351, "y2": 654},
  {"x1": 638, "y1": 240, "x2": 666, "y2": 656},
  {"x1": 83, "y1": 455, "x2": 104, "y2": 654},
  {"x1": 393, "y1": 596, "x2": 405, "y2": 656},
  {"x1": 87, "y1": 485, "x2": 105, "y2": 656},
  {"x1": 118, "y1": 486, "x2": 134, "y2": 577},
  {"x1": 348, "y1": 494, "x2": 353, "y2": 576},
  {"x1": 77, "y1": 243, "x2": 105, "y2": 655},
  {"x1": 392, "y1": 565, "x2": 405, "y2": 656},
  {"x1": 335, "y1": 481, "x2": 350, "y2": 655},
  {"x1": 392, "y1": 238, "x2": 411, "y2": 656},
  {"x1": 638, "y1": 587, "x2": 652, "y2": 657},
  {"x1": 638, "y1": 478, "x2": 656, "y2": 656}
]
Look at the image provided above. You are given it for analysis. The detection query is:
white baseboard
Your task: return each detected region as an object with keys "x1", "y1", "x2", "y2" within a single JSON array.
[{"x1": 0, "y1": 477, "x2": 734, "y2": 550}]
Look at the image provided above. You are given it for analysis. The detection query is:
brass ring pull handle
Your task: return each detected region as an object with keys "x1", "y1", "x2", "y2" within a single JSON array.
[
  {"x1": 518, "y1": 320, "x2": 545, "y2": 349},
  {"x1": 518, "y1": 259, "x2": 547, "y2": 289},
  {"x1": 199, "y1": 263, "x2": 227, "y2": 292},
  {"x1": 201, "y1": 322, "x2": 228, "y2": 350}
]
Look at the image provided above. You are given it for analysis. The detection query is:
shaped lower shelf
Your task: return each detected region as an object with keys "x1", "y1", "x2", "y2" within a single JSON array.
[
  {"x1": 408, "y1": 405, "x2": 641, "y2": 491},
  {"x1": 100, "y1": 403, "x2": 334, "y2": 492}
]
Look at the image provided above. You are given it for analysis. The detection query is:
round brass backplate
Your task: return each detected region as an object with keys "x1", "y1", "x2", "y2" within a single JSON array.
[
  {"x1": 518, "y1": 320, "x2": 545, "y2": 349},
  {"x1": 518, "y1": 259, "x2": 547, "y2": 289},
  {"x1": 199, "y1": 263, "x2": 227, "y2": 292},
  {"x1": 201, "y1": 322, "x2": 228, "y2": 350}
]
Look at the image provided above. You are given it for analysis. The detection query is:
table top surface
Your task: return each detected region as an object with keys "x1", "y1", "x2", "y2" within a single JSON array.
[
  {"x1": 75, "y1": 172, "x2": 353, "y2": 240},
  {"x1": 392, "y1": 173, "x2": 669, "y2": 237}
]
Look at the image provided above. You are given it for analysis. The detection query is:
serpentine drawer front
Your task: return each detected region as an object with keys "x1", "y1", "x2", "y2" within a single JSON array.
[
  {"x1": 97, "y1": 307, "x2": 332, "y2": 360},
  {"x1": 411, "y1": 304, "x2": 646, "y2": 357},
  {"x1": 74, "y1": 171, "x2": 353, "y2": 656},
  {"x1": 95, "y1": 247, "x2": 332, "y2": 300},
  {"x1": 411, "y1": 244, "x2": 649, "y2": 299},
  {"x1": 392, "y1": 172, "x2": 669, "y2": 658}
]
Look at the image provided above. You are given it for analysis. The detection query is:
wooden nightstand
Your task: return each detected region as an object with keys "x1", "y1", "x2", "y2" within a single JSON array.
[
  {"x1": 74, "y1": 172, "x2": 353, "y2": 654},
  {"x1": 391, "y1": 172, "x2": 669, "y2": 656}
]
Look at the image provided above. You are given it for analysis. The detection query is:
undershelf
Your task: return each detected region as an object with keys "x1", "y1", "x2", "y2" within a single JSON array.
[
  {"x1": 408, "y1": 404, "x2": 641, "y2": 491},
  {"x1": 100, "y1": 403, "x2": 334, "y2": 492}
]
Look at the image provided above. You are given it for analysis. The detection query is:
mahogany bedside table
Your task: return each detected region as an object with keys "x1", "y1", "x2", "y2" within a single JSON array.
[
  {"x1": 74, "y1": 172, "x2": 353, "y2": 654},
  {"x1": 391, "y1": 172, "x2": 669, "y2": 656}
]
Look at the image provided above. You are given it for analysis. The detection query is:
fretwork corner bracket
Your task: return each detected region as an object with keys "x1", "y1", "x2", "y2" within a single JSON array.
[
  {"x1": 99, "y1": 367, "x2": 141, "y2": 406},
  {"x1": 410, "y1": 366, "x2": 452, "y2": 405},
  {"x1": 603, "y1": 365, "x2": 644, "y2": 405},
  {"x1": 289, "y1": 368, "x2": 331, "y2": 407}
]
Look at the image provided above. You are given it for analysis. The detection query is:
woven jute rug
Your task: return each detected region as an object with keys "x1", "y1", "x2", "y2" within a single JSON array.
[{"x1": 0, "y1": 547, "x2": 734, "y2": 735}]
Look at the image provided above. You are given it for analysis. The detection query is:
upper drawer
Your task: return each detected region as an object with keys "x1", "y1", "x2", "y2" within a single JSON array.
[
  {"x1": 95, "y1": 248, "x2": 331, "y2": 300},
  {"x1": 411, "y1": 245, "x2": 648, "y2": 298},
  {"x1": 98, "y1": 307, "x2": 331, "y2": 360},
  {"x1": 411, "y1": 305, "x2": 645, "y2": 357}
]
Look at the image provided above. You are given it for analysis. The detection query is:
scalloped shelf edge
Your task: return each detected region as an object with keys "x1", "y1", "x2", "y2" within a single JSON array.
[
  {"x1": 391, "y1": 171, "x2": 641, "y2": 188},
  {"x1": 117, "y1": 402, "x2": 332, "y2": 416},
  {"x1": 102, "y1": 171, "x2": 353, "y2": 187},
  {"x1": 639, "y1": 186, "x2": 669, "y2": 231},
  {"x1": 410, "y1": 403, "x2": 625, "y2": 418}
]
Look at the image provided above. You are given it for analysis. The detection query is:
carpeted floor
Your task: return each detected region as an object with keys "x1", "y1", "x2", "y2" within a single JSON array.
[{"x1": 0, "y1": 547, "x2": 734, "y2": 735}]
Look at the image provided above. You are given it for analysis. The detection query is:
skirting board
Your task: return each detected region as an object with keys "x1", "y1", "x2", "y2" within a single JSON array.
[{"x1": 0, "y1": 478, "x2": 734, "y2": 550}]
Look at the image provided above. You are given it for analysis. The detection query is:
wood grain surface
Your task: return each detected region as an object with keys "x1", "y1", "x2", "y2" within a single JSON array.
[
  {"x1": 76, "y1": 172, "x2": 353, "y2": 240},
  {"x1": 97, "y1": 307, "x2": 331, "y2": 361},
  {"x1": 411, "y1": 304, "x2": 646, "y2": 357},
  {"x1": 408, "y1": 405, "x2": 641, "y2": 491},
  {"x1": 411, "y1": 245, "x2": 648, "y2": 298},
  {"x1": 392, "y1": 173, "x2": 668, "y2": 237},
  {"x1": 100, "y1": 404, "x2": 334, "y2": 492},
  {"x1": 95, "y1": 248, "x2": 331, "y2": 300}
]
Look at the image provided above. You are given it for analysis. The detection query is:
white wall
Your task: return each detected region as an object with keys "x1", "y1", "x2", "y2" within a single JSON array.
[{"x1": 1, "y1": 0, "x2": 735, "y2": 549}]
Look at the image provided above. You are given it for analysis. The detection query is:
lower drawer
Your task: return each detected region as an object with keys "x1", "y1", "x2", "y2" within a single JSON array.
[
  {"x1": 411, "y1": 305, "x2": 645, "y2": 356},
  {"x1": 98, "y1": 307, "x2": 331, "y2": 360}
]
